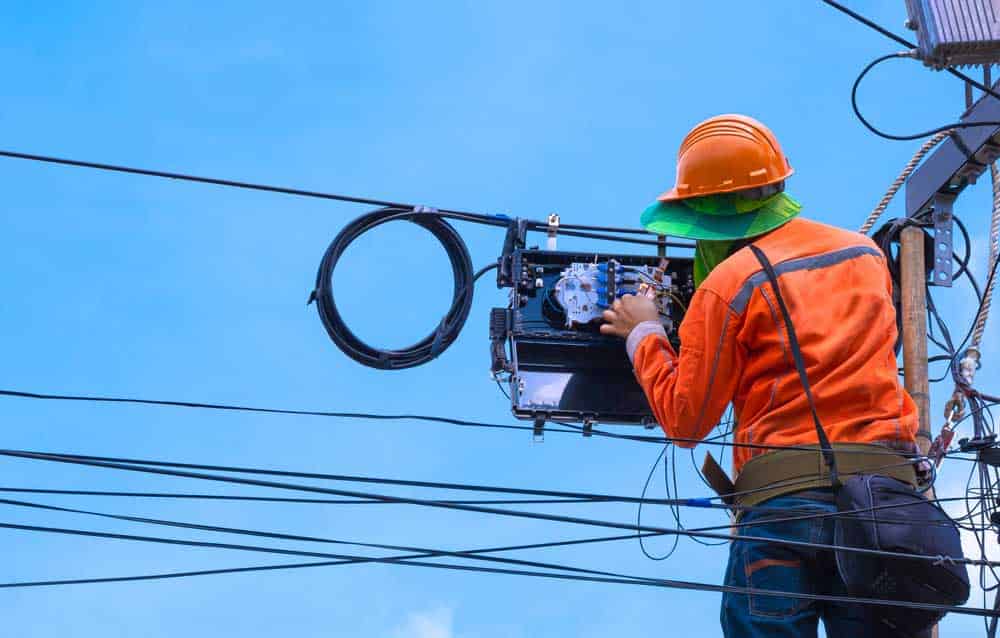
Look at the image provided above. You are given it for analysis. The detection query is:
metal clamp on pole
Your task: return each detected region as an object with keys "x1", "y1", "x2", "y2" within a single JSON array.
[
  {"x1": 546, "y1": 213, "x2": 560, "y2": 250},
  {"x1": 931, "y1": 192, "x2": 957, "y2": 287}
]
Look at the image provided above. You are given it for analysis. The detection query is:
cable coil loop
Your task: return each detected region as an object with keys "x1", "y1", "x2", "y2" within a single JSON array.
[{"x1": 311, "y1": 207, "x2": 474, "y2": 370}]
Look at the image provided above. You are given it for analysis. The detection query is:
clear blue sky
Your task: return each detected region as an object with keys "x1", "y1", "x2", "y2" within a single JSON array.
[{"x1": 0, "y1": 1, "x2": 995, "y2": 636}]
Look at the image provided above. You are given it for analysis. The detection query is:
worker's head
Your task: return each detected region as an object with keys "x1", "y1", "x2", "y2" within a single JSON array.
[
  {"x1": 641, "y1": 114, "x2": 801, "y2": 286},
  {"x1": 641, "y1": 114, "x2": 800, "y2": 243}
]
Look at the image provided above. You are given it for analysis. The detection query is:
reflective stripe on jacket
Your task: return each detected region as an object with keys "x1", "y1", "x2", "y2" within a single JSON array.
[{"x1": 626, "y1": 217, "x2": 918, "y2": 475}]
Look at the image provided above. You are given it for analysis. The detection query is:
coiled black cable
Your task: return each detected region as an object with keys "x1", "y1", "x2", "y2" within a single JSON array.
[{"x1": 310, "y1": 207, "x2": 477, "y2": 369}]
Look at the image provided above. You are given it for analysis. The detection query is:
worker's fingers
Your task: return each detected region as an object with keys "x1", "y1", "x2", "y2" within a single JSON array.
[
  {"x1": 599, "y1": 322, "x2": 617, "y2": 335},
  {"x1": 612, "y1": 298, "x2": 623, "y2": 311},
  {"x1": 601, "y1": 309, "x2": 617, "y2": 323}
]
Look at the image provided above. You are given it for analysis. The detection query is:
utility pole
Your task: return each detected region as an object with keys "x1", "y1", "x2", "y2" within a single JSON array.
[
  {"x1": 900, "y1": 226, "x2": 932, "y2": 459},
  {"x1": 900, "y1": 226, "x2": 937, "y2": 638}
]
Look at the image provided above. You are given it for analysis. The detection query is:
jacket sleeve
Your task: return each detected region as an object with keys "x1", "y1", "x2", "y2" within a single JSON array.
[{"x1": 626, "y1": 287, "x2": 743, "y2": 447}]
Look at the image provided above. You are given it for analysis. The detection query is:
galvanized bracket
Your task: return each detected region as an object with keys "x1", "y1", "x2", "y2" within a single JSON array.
[{"x1": 930, "y1": 192, "x2": 956, "y2": 287}]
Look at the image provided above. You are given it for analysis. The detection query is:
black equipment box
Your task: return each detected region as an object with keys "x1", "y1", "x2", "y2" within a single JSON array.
[{"x1": 490, "y1": 227, "x2": 694, "y2": 427}]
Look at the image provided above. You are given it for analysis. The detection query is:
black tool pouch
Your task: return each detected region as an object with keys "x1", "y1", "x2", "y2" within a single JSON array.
[
  {"x1": 749, "y1": 245, "x2": 969, "y2": 634},
  {"x1": 834, "y1": 474, "x2": 969, "y2": 634}
]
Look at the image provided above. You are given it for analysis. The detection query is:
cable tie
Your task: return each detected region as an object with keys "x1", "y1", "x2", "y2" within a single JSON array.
[
  {"x1": 932, "y1": 554, "x2": 956, "y2": 567},
  {"x1": 428, "y1": 318, "x2": 447, "y2": 357},
  {"x1": 684, "y1": 498, "x2": 713, "y2": 508},
  {"x1": 412, "y1": 205, "x2": 439, "y2": 214}
]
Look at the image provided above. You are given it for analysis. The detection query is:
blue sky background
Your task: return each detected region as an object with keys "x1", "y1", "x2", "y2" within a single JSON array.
[{"x1": 0, "y1": 1, "x2": 996, "y2": 636}]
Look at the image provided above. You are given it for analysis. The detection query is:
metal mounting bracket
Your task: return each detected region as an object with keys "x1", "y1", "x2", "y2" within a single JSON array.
[
  {"x1": 546, "y1": 213, "x2": 560, "y2": 251},
  {"x1": 979, "y1": 445, "x2": 1000, "y2": 468},
  {"x1": 931, "y1": 192, "x2": 956, "y2": 287},
  {"x1": 532, "y1": 415, "x2": 545, "y2": 442}
]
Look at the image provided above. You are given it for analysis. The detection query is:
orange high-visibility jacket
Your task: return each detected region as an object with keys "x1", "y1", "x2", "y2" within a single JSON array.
[{"x1": 626, "y1": 217, "x2": 918, "y2": 474}]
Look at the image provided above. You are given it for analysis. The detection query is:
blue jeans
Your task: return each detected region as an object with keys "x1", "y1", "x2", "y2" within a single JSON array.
[{"x1": 721, "y1": 493, "x2": 929, "y2": 638}]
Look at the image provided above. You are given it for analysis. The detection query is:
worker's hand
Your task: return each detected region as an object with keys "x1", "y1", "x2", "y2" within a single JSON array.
[{"x1": 599, "y1": 294, "x2": 660, "y2": 339}]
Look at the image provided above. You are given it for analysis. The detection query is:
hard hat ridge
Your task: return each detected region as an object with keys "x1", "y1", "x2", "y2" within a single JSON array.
[
  {"x1": 660, "y1": 114, "x2": 794, "y2": 201},
  {"x1": 640, "y1": 113, "x2": 802, "y2": 241}
]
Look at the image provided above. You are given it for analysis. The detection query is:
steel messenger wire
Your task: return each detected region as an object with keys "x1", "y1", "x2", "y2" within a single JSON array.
[{"x1": 3, "y1": 447, "x2": 996, "y2": 569}]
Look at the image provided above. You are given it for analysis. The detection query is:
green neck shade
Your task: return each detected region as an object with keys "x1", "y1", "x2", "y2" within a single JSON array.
[
  {"x1": 694, "y1": 239, "x2": 737, "y2": 287},
  {"x1": 688, "y1": 193, "x2": 778, "y2": 285}
]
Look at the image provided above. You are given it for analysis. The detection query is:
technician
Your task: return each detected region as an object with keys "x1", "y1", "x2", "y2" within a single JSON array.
[{"x1": 600, "y1": 114, "x2": 920, "y2": 637}]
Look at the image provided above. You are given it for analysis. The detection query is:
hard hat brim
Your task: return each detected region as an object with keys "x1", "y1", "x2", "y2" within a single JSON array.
[
  {"x1": 640, "y1": 192, "x2": 802, "y2": 241},
  {"x1": 656, "y1": 168, "x2": 794, "y2": 202}
]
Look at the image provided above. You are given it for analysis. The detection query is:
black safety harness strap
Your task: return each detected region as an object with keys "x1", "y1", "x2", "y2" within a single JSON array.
[{"x1": 748, "y1": 244, "x2": 841, "y2": 488}]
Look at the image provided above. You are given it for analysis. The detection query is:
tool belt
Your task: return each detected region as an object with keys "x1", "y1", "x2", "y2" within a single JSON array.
[{"x1": 730, "y1": 443, "x2": 917, "y2": 509}]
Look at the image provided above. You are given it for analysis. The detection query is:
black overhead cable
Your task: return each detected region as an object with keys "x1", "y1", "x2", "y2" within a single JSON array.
[
  {"x1": 0, "y1": 497, "x2": 993, "y2": 616},
  {"x1": 5, "y1": 480, "x2": 955, "y2": 554},
  {"x1": 0, "y1": 481, "x2": 969, "y2": 522},
  {"x1": 821, "y1": 0, "x2": 1000, "y2": 101},
  {"x1": 0, "y1": 488, "x2": 602, "y2": 506},
  {"x1": 0, "y1": 448, "x2": 713, "y2": 507},
  {"x1": 0, "y1": 150, "x2": 409, "y2": 208},
  {"x1": 0, "y1": 487, "x2": 987, "y2": 616},
  {"x1": 0, "y1": 388, "x2": 664, "y2": 444},
  {"x1": 0, "y1": 506, "x2": 996, "y2": 617},
  {"x1": 0, "y1": 445, "x2": 969, "y2": 510},
  {"x1": 850, "y1": 52, "x2": 1000, "y2": 141},
  {"x1": 4, "y1": 447, "x2": 996, "y2": 567},
  {"x1": 2, "y1": 386, "x2": 986, "y2": 459},
  {"x1": 0, "y1": 150, "x2": 693, "y2": 249},
  {"x1": 823, "y1": 1, "x2": 1000, "y2": 141},
  {"x1": 0, "y1": 496, "x2": 664, "y2": 581}
]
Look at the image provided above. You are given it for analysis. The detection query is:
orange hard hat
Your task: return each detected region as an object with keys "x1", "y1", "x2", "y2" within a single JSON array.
[{"x1": 657, "y1": 114, "x2": 794, "y2": 202}]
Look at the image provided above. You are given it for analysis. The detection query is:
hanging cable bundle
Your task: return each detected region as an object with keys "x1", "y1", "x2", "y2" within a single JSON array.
[{"x1": 310, "y1": 206, "x2": 476, "y2": 370}]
